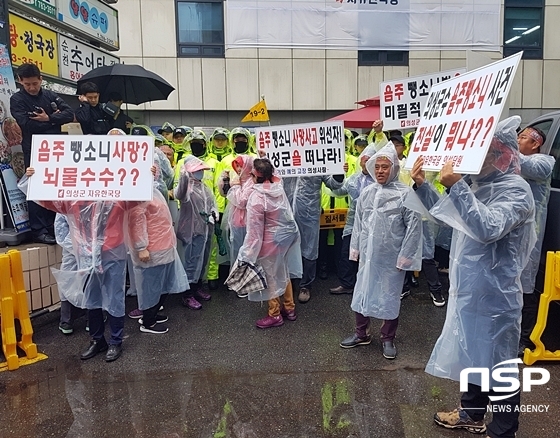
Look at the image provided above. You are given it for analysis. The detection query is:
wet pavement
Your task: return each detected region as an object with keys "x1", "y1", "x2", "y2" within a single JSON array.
[{"x1": 1, "y1": 273, "x2": 560, "y2": 438}]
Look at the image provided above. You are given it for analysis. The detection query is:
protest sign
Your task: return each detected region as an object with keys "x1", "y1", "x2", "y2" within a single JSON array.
[
  {"x1": 28, "y1": 135, "x2": 154, "y2": 201},
  {"x1": 380, "y1": 68, "x2": 466, "y2": 131},
  {"x1": 256, "y1": 121, "x2": 345, "y2": 177},
  {"x1": 404, "y1": 52, "x2": 522, "y2": 175}
]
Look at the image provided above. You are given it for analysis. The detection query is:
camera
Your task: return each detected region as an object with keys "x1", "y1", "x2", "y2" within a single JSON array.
[{"x1": 100, "y1": 102, "x2": 118, "y2": 117}]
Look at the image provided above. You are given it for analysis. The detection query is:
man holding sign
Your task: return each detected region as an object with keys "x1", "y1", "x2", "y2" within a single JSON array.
[{"x1": 411, "y1": 117, "x2": 535, "y2": 437}]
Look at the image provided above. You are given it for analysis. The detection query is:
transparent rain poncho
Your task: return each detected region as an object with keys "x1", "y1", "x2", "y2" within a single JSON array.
[
  {"x1": 53, "y1": 213, "x2": 78, "y2": 302},
  {"x1": 237, "y1": 176, "x2": 301, "y2": 301},
  {"x1": 174, "y1": 155, "x2": 217, "y2": 283},
  {"x1": 221, "y1": 155, "x2": 255, "y2": 265},
  {"x1": 283, "y1": 174, "x2": 343, "y2": 260},
  {"x1": 127, "y1": 188, "x2": 188, "y2": 310},
  {"x1": 334, "y1": 144, "x2": 376, "y2": 237},
  {"x1": 519, "y1": 152, "x2": 555, "y2": 294},
  {"x1": 415, "y1": 116, "x2": 537, "y2": 385},
  {"x1": 349, "y1": 143, "x2": 422, "y2": 320},
  {"x1": 154, "y1": 147, "x2": 174, "y2": 200}
]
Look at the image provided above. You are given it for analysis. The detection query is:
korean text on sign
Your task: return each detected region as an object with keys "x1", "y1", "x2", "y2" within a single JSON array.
[
  {"x1": 255, "y1": 121, "x2": 345, "y2": 177},
  {"x1": 380, "y1": 68, "x2": 465, "y2": 131},
  {"x1": 59, "y1": 36, "x2": 119, "y2": 82},
  {"x1": 404, "y1": 52, "x2": 522, "y2": 175},
  {"x1": 9, "y1": 13, "x2": 59, "y2": 77},
  {"x1": 28, "y1": 135, "x2": 154, "y2": 201}
]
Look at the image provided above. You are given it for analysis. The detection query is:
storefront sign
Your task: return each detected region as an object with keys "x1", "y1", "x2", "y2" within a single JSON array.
[
  {"x1": 57, "y1": 0, "x2": 119, "y2": 50},
  {"x1": 59, "y1": 35, "x2": 118, "y2": 82},
  {"x1": 9, "y1": 13, "x2": 58, "y2": 77},
  {"x1": 14, "y1": 0, "x2": 57, "y2": 19}
]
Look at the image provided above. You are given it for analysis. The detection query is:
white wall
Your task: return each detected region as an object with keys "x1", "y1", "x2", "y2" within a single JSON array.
[{"x1": 115, "y1": 0, "x2": 560, "y2": 120}]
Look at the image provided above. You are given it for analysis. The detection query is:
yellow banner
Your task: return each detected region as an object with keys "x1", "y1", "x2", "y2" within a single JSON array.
[
  {"x1": 320, "y1": 208, "x2": 347, "y2": 229},
  {"x1": 241, "y1": 99, "x2": 269, "y2": 122},
  {"x1": 9, "y1": 14, "x2": 59, "y2": 78}
]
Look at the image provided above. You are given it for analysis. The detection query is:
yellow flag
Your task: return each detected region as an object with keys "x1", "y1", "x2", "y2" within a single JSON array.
[{"x1": 241, "y1": 100, "x2": 270, "y2": 122}]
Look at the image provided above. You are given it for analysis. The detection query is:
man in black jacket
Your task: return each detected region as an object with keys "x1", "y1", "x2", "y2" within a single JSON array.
[
  {"x1": 75, "y1": 82, "x2": 114, "y2": 135},
  {"x1": 10, "y1": 63, "x2": 74, "y2": 244}
]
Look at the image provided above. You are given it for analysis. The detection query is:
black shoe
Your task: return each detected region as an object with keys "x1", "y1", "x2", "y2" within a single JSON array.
[
  {"x1": 59, "y1": 322, "x2": 74, "y2": 335},
  {"x1": 208, "y1": 280, "x2": 219, "y2": 290},
  {"x1": 382, "y1": 341, "x2": 397, "y2": 359},
  {"x1": 105, "y1": 344, "x2": 123, "y2": 362},
  {"x1": 410, "y1": 276, "x2": 419, "y2": 288},
  {"x1": 340, "y1": 333, "x2": 372, "y2": 349},
  {"x1": 34, "y1": 234, "x2": 56, "y2": 245},
  {"x1": 401, "y1": 289, "x2": 411, "y2": 299},
  {"x1": 81, "y1": 339, "x2": 108, "y2": 360},
  {"x1": 430, "y1": 291, "x2": 446, "y2": 307}
]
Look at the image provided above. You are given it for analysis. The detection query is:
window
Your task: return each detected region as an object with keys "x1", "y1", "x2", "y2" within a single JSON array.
[
  {"x1": 176, "y1": 0, "x2": 224, "y2": 58},
  {"x1": 358, "y1": 51, "x2": 409, "y2": 67},
  {"x1": 503, "y1": 0, "x2": 544, "y2": 60}
]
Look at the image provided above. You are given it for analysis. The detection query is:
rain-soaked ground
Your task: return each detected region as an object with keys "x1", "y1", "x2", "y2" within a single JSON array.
[{"x1": 1, "y1": 271, "x2": 560, "y2": 438}]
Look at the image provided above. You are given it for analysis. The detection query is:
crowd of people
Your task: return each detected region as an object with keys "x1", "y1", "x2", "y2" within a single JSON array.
[{"x1": 11, "y1": 63, "x2": 555, "y2": 438}]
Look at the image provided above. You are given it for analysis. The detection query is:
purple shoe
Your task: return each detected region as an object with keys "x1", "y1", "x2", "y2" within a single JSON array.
[
  {"x1": 256, "y1": 315, "x2": 284, "y2": 329},
  {"x1": 280, "y1": 308, "x2": 297, "y2": 321},
  {"x1": 128, "y1": 308, "x2": 143, "y2": 319},
  {"x1": 195, "y1": 289, "x2": 211, "y2": 301},
  {"x1": 182, "y1": 296, "x2": 202, "y2": 310}
]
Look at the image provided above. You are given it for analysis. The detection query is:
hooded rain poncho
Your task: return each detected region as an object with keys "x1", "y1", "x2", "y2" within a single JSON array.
[
  {"x1": 416, "y1": 116, "x2": 537, "y2": 385},
  {"x1": 350, "y1": 143, "x2": 422, "y2": 320},
  {"x1": 237, "y1": 177, "x2": 301, "y2": 301}
]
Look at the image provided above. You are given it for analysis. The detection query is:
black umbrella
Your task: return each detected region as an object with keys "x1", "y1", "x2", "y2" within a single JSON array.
[{"x1": 76, "y1": 64, "x2": 175, "y2": 105}]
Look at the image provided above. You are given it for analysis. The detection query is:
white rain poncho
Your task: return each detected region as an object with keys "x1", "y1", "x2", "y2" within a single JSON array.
[
  {"x1": 127, "y1": 189, "x2": 189, "y2": 310},
  {"x1": 29, "y1": 196, "x2": 129, "y2": 317},
  {"x1": 519, "y1": 152, "x2": 555, "y2": 294},
  {"x1": 237, "y1": 177, "x2": 301, "y2": 301},
  {"x1": 53, "y1": 214, "x2": 78, "y2": 302},
  {"x1": 154, "y1": 147, "x2": 174, "y2": 200},
  {"x1": 416, "y1": 116, "x2": 536, "y2": 386},
  {"x1": 175, "y1": 155, "x2": 217, "y2": 283},
  {"x1": 336, "y1": 144, "x2": 377, "y2": 237},
  {"x1": 349, "y1": 143, "x2": 422, "y2": 320},
  {"x1": 283, "y1": 174, "x2": 343, "y2": 260},
  {"x1": 222, "y1": 155, "x2": 255, "y2": 265}
]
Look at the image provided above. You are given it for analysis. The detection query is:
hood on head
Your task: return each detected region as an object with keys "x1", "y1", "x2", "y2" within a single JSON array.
[
  {"x1": 182, "y1": 155, "x2": 210, "y2": 174},
  {"x1": 233, "y1": 154, "x2": 255, "y2": 183},
  {"x1": 365, "y1": 142, "x2": 400, "y2": 184},
  {"x1": 473, "y1": 115, "x2": 521, "y2": 182},
  {"x1": 158, "y1": 122, "x2": 175, "y2": 134}
]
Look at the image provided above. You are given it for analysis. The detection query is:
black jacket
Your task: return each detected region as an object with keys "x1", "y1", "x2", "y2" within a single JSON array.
[
  {"x1": 75, "y1": 102, "x2": 114, "y2": 135},
  {"x1": 10, "y1": 88, "x2": 75, "y2": 161}
]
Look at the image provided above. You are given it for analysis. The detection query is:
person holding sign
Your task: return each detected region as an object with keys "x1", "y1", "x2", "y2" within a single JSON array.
[
  {"x1": 340, "y1": 143, "x2": 422, "y2": 359},
  {"x1": 410, "y1": 116, "x2": 536, "y2": 437},
  {"x1": 282, "y1": 163, "x2": 344, "y2": 303},
  {"x1": 10, "y1": 63, "x2": 74, "y2": 244}
]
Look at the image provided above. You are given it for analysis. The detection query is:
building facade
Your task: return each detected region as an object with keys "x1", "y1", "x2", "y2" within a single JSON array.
[{"x1": 115, "y1": 0, "x2": 560, "y2": 128}]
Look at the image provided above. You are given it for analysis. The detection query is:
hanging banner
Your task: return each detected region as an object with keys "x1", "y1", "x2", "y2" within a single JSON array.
[
  {"x1": 9, "y1": 13, "x2": 59, "y2": 77},
  {"x1": 404, "y1": 52, "x2": 522, "y2": 175},
  {"x1": 380, "y1": 68, "x2": 466, "y2": 131},
  {"x1": 226, "y1": 0, "x2": 500, "y2": 51},
  {"x1": 13, "y1": 0, "x2": 57, "y2": 19},
  {"x1": 58, "y1": 35, "x2": 118, "y2": 82},
  {"x1": 0, "y1": 164, "x2": 30, "y2": 232},
  {"x1": 28, "y1": 135, "x2": 154, "y2": 201},
  {"x1": 57, "y1": 0, "x2": 119, "y2": 51},
  {"x1": 255, "y1": 121, "x2": 345, "y2": 177}
]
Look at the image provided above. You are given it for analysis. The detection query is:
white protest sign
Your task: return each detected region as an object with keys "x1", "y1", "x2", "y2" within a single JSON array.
[
  {"x1": 28, "y1": 135, "x2": 154, "y2": 201},
  {"x1": 380, "y1": 68, "x2": 466, "y2": 131},
  {"x1": 255, "y1": 121, "x2": 345, "y2": 177},
  {"x1": 404, "y1": 52, "x2": 522, "y2": 175}
]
